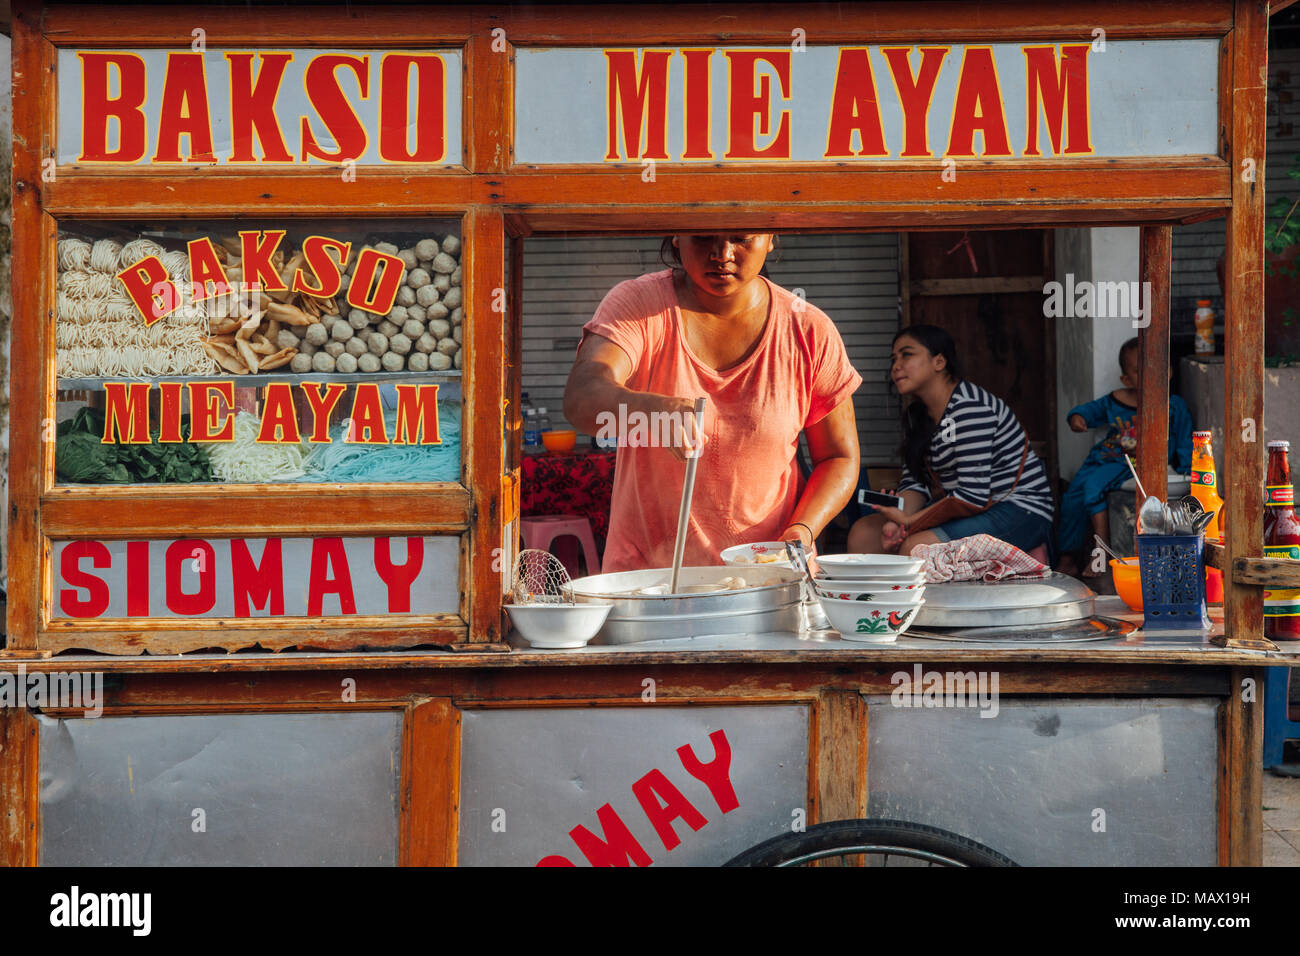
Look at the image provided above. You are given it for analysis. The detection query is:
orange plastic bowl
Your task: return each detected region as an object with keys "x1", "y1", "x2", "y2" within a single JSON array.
[
  {"x1": 541, "y1": 429, "x2": 577, "y2": 454},
  {"x1": 1110, "y1": 558, "x2": 1143, "y2": 612}
]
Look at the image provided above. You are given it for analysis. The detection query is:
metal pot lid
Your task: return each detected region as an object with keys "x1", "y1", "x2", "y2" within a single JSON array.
[{"x1": 919, "y1": 572, "x2": 1095, "y2": 611}]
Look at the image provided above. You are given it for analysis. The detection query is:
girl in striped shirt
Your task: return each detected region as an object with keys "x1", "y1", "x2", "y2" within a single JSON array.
[{"x1": 848, "y1": 325, "x2": 1055, "y2": 556}]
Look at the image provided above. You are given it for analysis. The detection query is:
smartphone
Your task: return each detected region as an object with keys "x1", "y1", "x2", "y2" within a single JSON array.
[{"x1": 859, "y1": 489, "x2": 905, "y2": 510}]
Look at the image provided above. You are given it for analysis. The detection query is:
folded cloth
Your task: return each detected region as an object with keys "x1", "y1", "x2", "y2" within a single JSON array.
[{"x1": 912, "y1": 533, "x2": 1049, "y2": 583}]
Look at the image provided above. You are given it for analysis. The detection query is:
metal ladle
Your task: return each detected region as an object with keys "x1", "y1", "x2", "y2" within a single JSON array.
[
  {"x1": 1138, "y1": 495, "x2": 1167, "y2": 535},
  {"x1": 668, "y1": 397, "x2": 708, "y2": 594},
  {"x1": 1093, "y1": 534, "x2": 1134, "y2": 565}
]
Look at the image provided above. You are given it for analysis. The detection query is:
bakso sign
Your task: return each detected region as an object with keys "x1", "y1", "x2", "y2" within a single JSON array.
[
  {"x1": 57, "y1": 48, "x2": 463, "y2": 165},
  {"x1": 514, "y1": 41, "x2": 1219, "y2": 163}
]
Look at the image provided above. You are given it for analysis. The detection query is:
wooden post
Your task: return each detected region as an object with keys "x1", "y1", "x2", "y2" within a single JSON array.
[
  {"x1": 1218, "y1": 667, "x2": 1264, "y2": 866},
  {"x1": 1223, "y1": 0, "x2": 1269, "y2": 646},
  {"x1": 815, "y1": 689, "x2": 867, "y2": 825},
  {"x1": 402, "y1": 699, "x2": 461, "y2": 866},
  {"x1": 1137, "y1": 226, "x2": 1172, "y2": 513},
  {"x1": 5, "y1": 1, "x2": 54, "y2": 653},
  {"x1": 0, "y1": 707, "x2": 39, "y2": 866}
]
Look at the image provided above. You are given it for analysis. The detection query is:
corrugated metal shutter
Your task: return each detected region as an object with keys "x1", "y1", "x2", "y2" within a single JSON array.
[{"x1": 520, "y1": 234, "x2": 902, "y2": 463}]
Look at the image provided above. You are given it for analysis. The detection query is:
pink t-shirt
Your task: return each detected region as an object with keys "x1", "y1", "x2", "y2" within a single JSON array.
[{"x1": 581, "y1": 269, "x2": 862, "y2": 573}]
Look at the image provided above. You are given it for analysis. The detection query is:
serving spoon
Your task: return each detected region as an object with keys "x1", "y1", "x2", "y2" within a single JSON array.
[{"x1": 668, "y1": 397, "x2": 708, "y2": 594}]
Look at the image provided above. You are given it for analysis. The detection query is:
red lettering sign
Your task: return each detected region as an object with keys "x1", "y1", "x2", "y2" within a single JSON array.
[
  {"x1": 378, "y1": 53, "x2": 447, "y2": 163},
  {"x1": 188, "y1": 381, "x2": 235, "y2": 443},
  {"x1": 154, "y1": 52, "x2": 216, "y2": 163},
  {"x1": 946, "y1": 46, "x2": 1011, "y2": 157},
  {"x1": 881, "y1": 46, "x2": 949, "y2": 158},
  {"x1": 59, "y1": 541, "x2": 112, "y2": 618},
  {"x1": 116, "y1": 256, "x2": 180, "y2": 326},
  {"x1": 301, "y1": 54, "x2": 370, "y2": 163},
  {"x1": 346, "y1": 248, "x2": 406, "y2": 316},
  {"x1": 604, "y1": 49, "x2": 671, "y2": 161},
  {"x1": 165, "y1": 539, "x2": 217, "y2": 615},
  {"x1": 374, "y1": 538, "x2": 425, "y2": 613},
  {"x1": 257, "y1": 382, "x2": 302, "y2": 444},
  {"x1": 1023, "y1": 44, "x2": 1092, "y2": 156},
  {"x1": 102, "y1": 382, "x2": 152, "y2": 445},
  {"x1": 825, "y1": 49, "x2": 888, "y2": 159},
  {"x1": 78, "y1": 52, "x2": 148, "y2": 162},
  {"x1": 293, "y1": 236, "x2": 350, "y2": 299},
  {"x1": 307, "y1": 538, "x2": 357, "y2": 616},
  {"x1": 393, "y1": 384, "x2": 442, "y2": 445},
  {"x1": 725, "y1": 50, "x2": 792, "y2": 160},
  {"x1": 226, "y1": 52, "x2": 295, "y2": 163},
  {"x1": 681, "y1": 48, "x2": 715, "y2": 160},
  {"x1": 231, "y1": 539, "x2": 285, "y2": 617}
]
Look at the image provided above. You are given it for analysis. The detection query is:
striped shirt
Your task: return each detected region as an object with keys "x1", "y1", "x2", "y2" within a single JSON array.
[{"x1": 897, "y1": 380, "x2": 1055, "y2": 522}]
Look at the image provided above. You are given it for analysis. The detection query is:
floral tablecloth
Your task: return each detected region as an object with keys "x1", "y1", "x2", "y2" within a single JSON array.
[{"x1": 520, "y1": 450, "x2": 616, "y2": 557}]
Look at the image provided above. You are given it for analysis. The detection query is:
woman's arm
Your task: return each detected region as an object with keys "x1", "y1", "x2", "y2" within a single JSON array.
[
  {"x1": 781, "y1": 398, "x2": 860, "y2": 547},
  {"x1": 563, "y1": 333, "x2": 704, "y2": 461}
]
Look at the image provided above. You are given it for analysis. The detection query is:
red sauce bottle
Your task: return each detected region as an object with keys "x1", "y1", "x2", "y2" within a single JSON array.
[{"x1": 1263, "y1": 440, "x2": 1300, "y2": 640}]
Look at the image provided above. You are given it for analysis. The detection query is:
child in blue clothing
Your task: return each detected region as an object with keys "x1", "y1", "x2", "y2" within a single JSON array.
[{"x1": 1057, "y1": 337, "x2": 1193, "y2": 575}]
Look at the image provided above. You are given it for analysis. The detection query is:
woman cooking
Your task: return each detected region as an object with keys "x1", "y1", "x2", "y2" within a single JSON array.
[
  {"x1": 848, "y1": 324, "x2": 1054, "y2": 557},
  {"x1": 563, "y1": 233, "x2": 862, "y2": 573}
]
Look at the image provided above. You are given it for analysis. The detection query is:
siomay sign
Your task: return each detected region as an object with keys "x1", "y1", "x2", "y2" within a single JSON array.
[{"x1": 57, "y1": 48, "x2": 463, "y2": 165}]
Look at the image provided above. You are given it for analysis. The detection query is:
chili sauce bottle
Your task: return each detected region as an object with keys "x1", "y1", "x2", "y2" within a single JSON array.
[{"x1": 1263, "y1": 440, "x2": 1300, "y2": 640}]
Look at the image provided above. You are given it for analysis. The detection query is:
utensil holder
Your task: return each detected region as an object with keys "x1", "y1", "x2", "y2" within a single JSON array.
[{"x1": 1135, "y1": 533, "x2": 1210, "y2": 630}]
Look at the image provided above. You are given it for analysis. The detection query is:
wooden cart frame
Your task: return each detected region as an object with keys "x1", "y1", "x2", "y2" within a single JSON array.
[{"x1": 1, "y1": 0, "x2": 1295, "y2": 867}]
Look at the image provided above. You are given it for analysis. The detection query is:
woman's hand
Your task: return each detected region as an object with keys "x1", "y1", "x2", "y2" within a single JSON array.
[
  {"x1": 661, "y1": 395, "x2": 710, "y2": 463},
  {"x1": 880, "y1": 520, "x2": 908, "y2": 553},
  {"x1": 870, "y1": 505, "x2": 908, "y2": 526},
  {"x1": 779, "y1": 523, "x2": 815, "y2": 551}
]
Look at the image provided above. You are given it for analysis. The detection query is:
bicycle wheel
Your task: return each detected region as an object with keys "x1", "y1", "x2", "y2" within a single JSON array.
[{"x1": 722, "y1": 818, "x2": 1018, "y2": 867}]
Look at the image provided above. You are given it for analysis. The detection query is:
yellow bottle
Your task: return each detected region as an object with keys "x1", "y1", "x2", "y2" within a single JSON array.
[{"x1": 1190, "y1": 430, "x2": 1225, "y2": 541}]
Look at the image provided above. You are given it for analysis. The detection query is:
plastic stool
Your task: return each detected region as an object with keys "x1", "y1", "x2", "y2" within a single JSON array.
[
  {"x1": 520, "y1": 515, "x2": 601, "y2": 580},
  {"x1": 1264, "y1": 666, "x2": 1300, "y2": 770}
]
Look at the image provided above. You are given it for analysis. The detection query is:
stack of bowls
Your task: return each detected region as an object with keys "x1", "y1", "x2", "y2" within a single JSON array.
[{"x1": 811, "y1": 554, "x2": 927, "y2": 644}]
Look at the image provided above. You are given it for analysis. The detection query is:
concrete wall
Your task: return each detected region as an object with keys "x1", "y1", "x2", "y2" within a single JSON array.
[{"x1": 1054, "y1": 227, "x2": 1141, "y2": 480}]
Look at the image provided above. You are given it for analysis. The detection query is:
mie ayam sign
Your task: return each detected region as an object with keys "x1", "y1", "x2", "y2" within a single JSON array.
[
  {"x1": 57, "y1": 48, "x2": 463, "y2": 165},
  {"x1": 515, "y1": 40, "x2": 1219, "y2": 163}
]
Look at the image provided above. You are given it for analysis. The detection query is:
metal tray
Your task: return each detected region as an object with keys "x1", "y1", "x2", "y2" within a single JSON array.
[
  {"x1": 912, "y1": 572, "x2": 1096, "y2": 628},
  {"x1": 906, "y1": 615, "x2": 1136, "y2": 643},
  {"x1": 567, "y1": 566, "x2": 803, "y2": 645}
]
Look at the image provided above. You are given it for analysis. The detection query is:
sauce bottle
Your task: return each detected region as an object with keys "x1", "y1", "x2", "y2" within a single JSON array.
[
  {"x1": 1194, "y1": 300, "x2": 1216, "y2": 355},
  {"x1": 1191, "y1": 431, "x2": 1226, "y2": 604},
  {"x1": 1263, "y1": 439, "x2": 1300, "y2": 640},
  {"x1": 1190, "y1": 431, "x2": 1225, "y2": 540}
]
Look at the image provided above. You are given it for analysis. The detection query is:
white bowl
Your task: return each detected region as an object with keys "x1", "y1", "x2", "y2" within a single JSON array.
[
  {"x1": 814, "y1": 575, "x2": 925, "y2": 591},
  {"x1": 817, "y1": 594, "x2": 924, "y2": 644},
  {"x1": 815, "y1": 584, "x2": 925, "y2": 604},
  {"x1": 721, "y1": 541, "x2": 796, "y2": 569},
  {"x1": 505, "y1": 602, "x2": 612, "y2": 649},
  {"x1": 815, "y1": 554, "x2": 926, "y2": 578}
]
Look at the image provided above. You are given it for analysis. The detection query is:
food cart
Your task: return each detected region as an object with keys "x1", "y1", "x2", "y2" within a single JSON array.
[{"x1": 2, "y1": 0, "x2": 1298, "y2": 867}]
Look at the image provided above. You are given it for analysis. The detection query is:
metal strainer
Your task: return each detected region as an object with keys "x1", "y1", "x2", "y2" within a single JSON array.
[{"x1": 511, "y1": 549, "x2": 573, "y2": 605}]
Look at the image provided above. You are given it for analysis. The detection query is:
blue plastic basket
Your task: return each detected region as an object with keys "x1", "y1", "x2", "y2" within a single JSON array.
[{"x1": 1136, "y1": 533, "x2": 1210, "y2": 630}]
